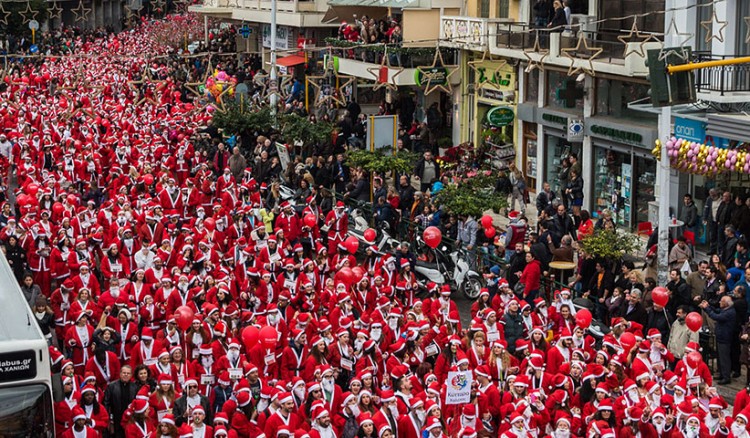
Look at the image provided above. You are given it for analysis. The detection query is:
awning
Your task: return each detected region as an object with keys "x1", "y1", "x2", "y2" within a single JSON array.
[
  {"x1": 327, "y1": 0, "x2": 419, "y2": 8},
  {"x1": 276, "y1": 55, "x2": 307, "y2": 67},
  {"x1": 322, "y1": 5, "x2": 389, "y2": 24}
]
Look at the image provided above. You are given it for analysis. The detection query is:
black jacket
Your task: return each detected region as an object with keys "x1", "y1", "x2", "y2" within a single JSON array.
[
  {"x1": 173, "y1": 394, "x2": 213, "y2": 426},
  {"x1": 645, "y1": 308, "x2": 671, "y2": 342},
  {"x1": 103, "y1": 380, "x2": 138, "y2": 425},
  {"x1": 414, "y1": 159, "x2": 441, "y2": 183},
  {"x1": 622, "y1": 302, "x2": 648, "y2": 327}
]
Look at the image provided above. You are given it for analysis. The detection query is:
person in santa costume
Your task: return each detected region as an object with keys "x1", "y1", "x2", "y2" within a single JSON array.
[{"x1": 61, "y1": 406, "x2": 99, "y2": 438}]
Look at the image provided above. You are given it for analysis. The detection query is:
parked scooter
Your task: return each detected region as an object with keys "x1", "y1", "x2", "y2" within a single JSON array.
[
  {"x1": 347, "y1": 208, "x2": 400, "y2": 253},
  {"x1": 413, "y1": 236, "x2": 484, "y2": 300}
]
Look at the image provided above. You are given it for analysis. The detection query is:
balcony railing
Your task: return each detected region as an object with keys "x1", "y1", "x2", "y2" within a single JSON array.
[
  {"x1": 440, "y1": 16, "x2": 512, "y2": 51},
  {"x1": 495, "y1": 23, "x2": 661, "y2": 63},
  {"x1": 202, "y1": 0, "x2": 321, "y2": 13},
  {"x1": 693, "y1": 53, "x2": 750, "y2": 96},
  {"x1": 324, "y1": 39, "x2": 458, "y2": 69}
]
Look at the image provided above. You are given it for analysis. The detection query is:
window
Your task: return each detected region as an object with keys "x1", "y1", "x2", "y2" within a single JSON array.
[
  {"x1": 498, "y1": 0, "x2": 510, "y2": 18},
  {"x1": 480, "y1": 0, "x2": 490, "y2": 18},
  {"x1": 546, "y1": 70, "x2": 583, "y2": 110},
  {"x1": 739, "y1": 0, "x2": 750, "y2": 56},
  {"x1": 595, "y1": 78, "x2": 650, "y2": 119},
  {"x1": 0, "y1": 384, "x2": 53, "y2": 437},
  {"x1": 526, "y1": 68, "x2": 539, "y2": 104}
]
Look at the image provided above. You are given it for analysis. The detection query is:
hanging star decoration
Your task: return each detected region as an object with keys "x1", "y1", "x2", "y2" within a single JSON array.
[
  {"x1": 416, "y1": 45, "x2": 459, "y2": 96},
  {"x1": 72, "y1": 0, "x2": 92, "y2": 23},
  {"x1": 561, "y1": 33, "x2": 604, "y2": 77},
  {"x1": 128, "y1": 64, "x2": 162, "y2": 106},
  {"x1": 366, "y1": 46, "x2": 405, "y2": 92},
  {"x1": 701, "y1": 10, "x2": 728, "y2": 43},
  {"x1": 523, "y1": 30, "x2": 549, "y2": 72},
  {"x1": 47, "y1": 2, "x2": 63, "y2": 21},
  {"x1": 152, "y1": 0, "x2": 167, "y2": 14},
  {"x1": 306, "y1": 75, "x2": 333, "y2": 107},
  {"x1": 19, "y1": 1, "x2": 38, "y2": 25},
  {"x1": 658, "y1": 17, "x2": 694, "y2": 61},
  {"x1": 0, "y1": 2, "x2": 11, "y2": 26},
  {"x1": 617, "y1": 17, "x2": 654, "y2": 58},
  {"x1": 468, "y1": 51, "x2": 508, "y2": 90},
  {"x1": 185, "y1": 57, "x2": 213, "y2": 101},
  {"x1": 173, "y1": 0, "x2": 190, "y2": 13}
]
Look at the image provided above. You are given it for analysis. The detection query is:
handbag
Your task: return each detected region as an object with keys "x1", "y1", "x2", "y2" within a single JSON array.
[{"x1": 514, "y1": 281, "x2": 526, "y2": 295}]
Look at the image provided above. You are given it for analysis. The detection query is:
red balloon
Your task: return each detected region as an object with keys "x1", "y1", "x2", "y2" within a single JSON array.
[
  {"x1": 481, "y1": 215, "x2": 493, "y2": 228},
  {"x1": 575, "y1": 308, "x2": 593, "y2": 328},
  {"x1": 26, "y1": 183, "x2": 40, "y2": 196},
  {"x1": 423, "y1": 226, "x2": 442, "y2": 249},
  {"x1": 66, "y1": 194, "x2": 77, "y2": 206},
  {"x1": 620, "y1": 332, "x2": 636, "y2": 352},
  {"x1": 174, "y1": 306, "x2": 195, "y2": 331},
  {"x1": 686, "y1": 312, "x2": 703, "y2": 332},
  {"x1": 484, "y1": 227, "x2": 496, "y2": 239},
  {"x1": 204, "y1": 217, "x2": 216, "y2": 231},
  {"x1": 686, "y1": 350, "x2": 703, "y2": 368},
  {"x1": 351, "y1": 266, "x2": 365, "y2": 283},
  {"x1": 363, "y1": 228, "x2": 376, "y2": 243},
  {"x1": 259, "y1": 325, "x2": 278, "y2": 350},
  {"x1": 52, "y1": 202, "x2": 64, "y2": 216},
  {"x1": 336, "y1": 267, "x2": 354, "y2": 285},
  {"x1": 345, "y1": 236, "x2": 359, "y2": 254},
  {"x1": 241, "y1": 326, "x2": 260, "y2": 350},
  {"x1": 304, "y1": 214, "x2": 317, "y2": 228},
  {"x1": 652, "y1": 287, "x2": 669, "y2": 308},
  {"x1": 15, "y1": 194, "x2": 28, "y2": 207},
  {"x1": 143, "y1": 174, "x2": 154, "y2": 186}
]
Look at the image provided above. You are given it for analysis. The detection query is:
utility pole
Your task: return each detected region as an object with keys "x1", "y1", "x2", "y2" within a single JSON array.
[
  {"x1": 656, "y1": 0, "x2": 673, "y2": 286},
  {"x1": 270, "y1": 0, "x2": 278, "y2": 118}
]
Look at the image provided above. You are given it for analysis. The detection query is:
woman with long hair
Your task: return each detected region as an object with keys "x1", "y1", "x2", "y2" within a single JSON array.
[
  {"x1": 301, "y1": 337, "x2": 329, "y2": 382},
  {"x1": 156, "y1": 416, "x2": 179, "y2": 438},
  {"x1": 124, "y1": 401, "x2": 156, "y2": 437},
  {"x1": 148, "y1": 375, "x2": 177, "y2": 423},
  {"x1": 124, "y1": 269, "x2": 151, "y2": 305},
  {"x1": 488, "y1": 340, "x2": 518, "y2": 388},
  {"x1": 134, "y1": 364, "x2": 156, "y2": 393},
  {"x1": 185, "y1": 319, "x2": 211, "y2": 361}
]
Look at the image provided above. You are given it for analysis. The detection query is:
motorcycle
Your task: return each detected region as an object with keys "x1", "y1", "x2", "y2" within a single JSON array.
[
  {"x1": 347, "y1": 208, "x2": 400, "y2": 254},
  {"x1": 413, "y1": 236, "x2": 484, "y2": 300}
]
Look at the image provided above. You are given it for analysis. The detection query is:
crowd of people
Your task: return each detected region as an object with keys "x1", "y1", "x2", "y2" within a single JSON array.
[{"x1": 2, "y1": 9, "x2": 750, "y2": 438}]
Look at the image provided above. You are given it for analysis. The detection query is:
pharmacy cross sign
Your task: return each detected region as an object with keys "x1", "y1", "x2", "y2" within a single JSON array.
[
  {"x1": 239, "y1": 25, "x2": 252, "y2": 39},
  {"x1": 557, "y1": 79, "x2": 584, "y2": 108}
]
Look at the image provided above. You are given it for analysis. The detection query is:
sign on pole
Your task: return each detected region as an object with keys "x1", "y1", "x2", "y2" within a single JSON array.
[
  {"x1": 445, "y1": 371, "x2": 472, "y2": 405},
  {"x1": 276, "y1": 142, "x2": 290, "y2": 171}
]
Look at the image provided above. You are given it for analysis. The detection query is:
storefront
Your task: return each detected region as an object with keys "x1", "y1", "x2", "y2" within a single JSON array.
[
  {"x1": 585, "y1": 118, "x2": 658, "y2": 228},
  {"x1": 517, "y1": 103, "x2": 584, "y2": 198}
]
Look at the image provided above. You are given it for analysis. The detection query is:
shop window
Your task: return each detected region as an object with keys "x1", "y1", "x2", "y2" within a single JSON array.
[
  {"x1": 545, "y1": 136, "x2": 580, "y2": 196},
  {"x1": 546, "y1": 70, "x2": 583, "y2": 110},
  {"x1": 593, "y1": 147, "x2": 632, "y2": 228},
  {"x1": 595, "y1": 78, "x2": 650, "y2": 119},
  {"x1": 696, "y1": 1, "x2": 712, "y2": 53}
]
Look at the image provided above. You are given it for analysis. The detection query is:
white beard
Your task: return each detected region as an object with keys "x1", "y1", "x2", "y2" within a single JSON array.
[
  {"x1": 511, "y1": 425, "x2": 528, "y2": 437},
  {"x1": 461, "y1": 416, "x2": 474, "y2": 428},
  {"x1": 554, "y1": 431, "x2": 570, "y2": 438},
  {"x1": 705, "y1": 415, "x2": 720, "y2": 432},
  {"x1": 654, "y1": 420, "x2": 665, "y2": 434},
  {"x1": 349, "y1": 404, "x2": 360, "y2": 417},
  {"x1": 732, "y1": 424, "x2": 748, "y2": 437},
  {"x1": 227, "y1": 350, "x2": 239, "y2": 362},
  {"x1": 388, "y1": 405, "x2": 399, "y2": 418},
  {"x1": 321, "y1": 378, "x2": 334, "y2": 393},
  {"x1": 685, "y1": 427, "x2": 700, "y2": 438},
  {"x1": 293, "y1": 387, "x2": 305, "y2": 399},
  {"x1": 257, "y1": 400, "x2": 269, "y2": 412},
  {"x1": 201, "y1": 357, "x2": 214, "y2": 368},
  {"x1": 674, "y1": 393, "x2": 685, "y2": 404},
  {"x1": 370, "y1": 329, "x2": 382, "y2": 342},
  {"x1": 313, "y1": 423, "x2": 335, "y2": 438}
]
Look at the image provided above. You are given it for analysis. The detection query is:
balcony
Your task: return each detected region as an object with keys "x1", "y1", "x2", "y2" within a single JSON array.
[
  {"x1": 189, "y1": 0, "x2": 335, "y2": 27},
  {"x1": 489, "y1": 22, "x2": 661, "y2": 78},
  {"x1": 693, "y1": 53, "x2": 750, "y2": 103}
]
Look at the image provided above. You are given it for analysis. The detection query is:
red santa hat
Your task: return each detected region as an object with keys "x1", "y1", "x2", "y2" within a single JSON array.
[{"x1": 133, "y1": 398, "x2": 148, "y2": 414}]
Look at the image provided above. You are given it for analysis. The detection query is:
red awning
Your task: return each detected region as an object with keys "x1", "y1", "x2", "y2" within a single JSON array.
[{"x1": 276, "y1": 55, "x2": 306, "y2": 67}]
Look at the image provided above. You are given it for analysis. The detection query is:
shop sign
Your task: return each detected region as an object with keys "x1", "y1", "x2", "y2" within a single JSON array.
[
  {"x1": 414, "y1": 68, "x2": 449, "y2": 87},
  {"x1": 479, "y1": 88, "x2": 507, "y2": 101},
  {"x1": 674, "y1": 117, "x2": 706, "y2": 144},
  {"x1": 262, "y1": 24, "x2": 289, "y2": 50},
  {"x1": 541, "y1": 112, "x2": 567, "y2": 126},
  {"x1": 475, "y1": 68, "x2": 512, "y2": 89},
  {"x1": 486, "y1": 106, "x2": 515, "y2": 127},
  {"x1": 568, "y1": 118, "x2": 584, "y2": 142},
  {"x1": 590, "y1": 125, "x2": 643, "y2": 145}
]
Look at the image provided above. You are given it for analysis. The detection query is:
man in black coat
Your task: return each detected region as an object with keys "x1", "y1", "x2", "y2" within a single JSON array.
[
  {"x1": 413, "y1": 151, "x2": 441, "y2": 193},
  {"x1": 621, "y1": 288, "x2": 649, "y2": 327},
  {"x1": 103, "y1": 365, "x2": 138, "y2": 438},
  {"x1": 173, "y1": 378, "x2": 213, "y2": 426}
]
